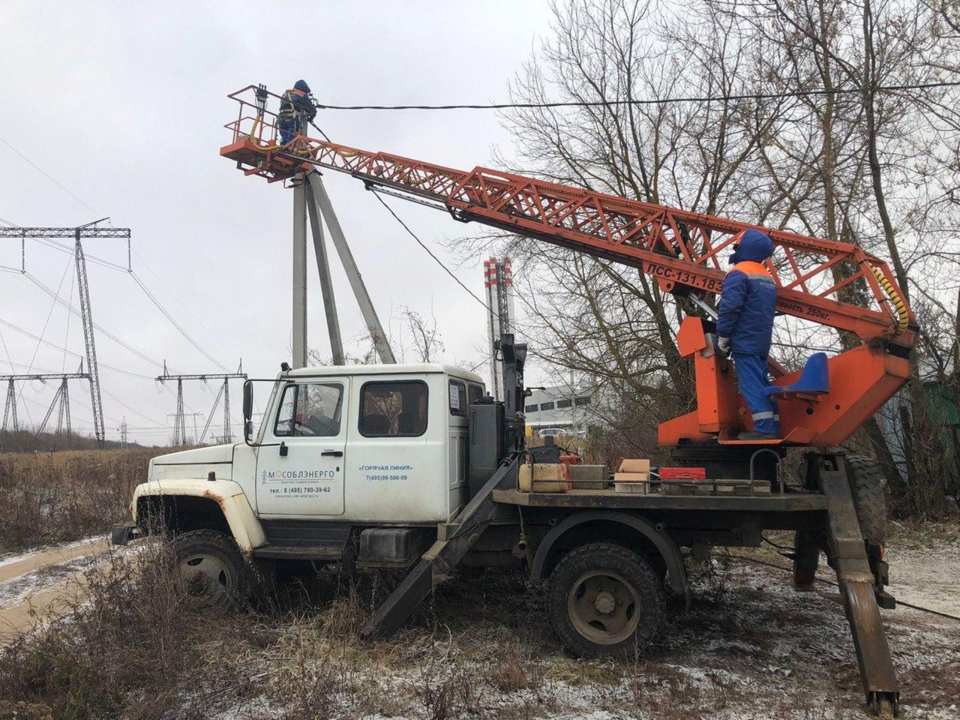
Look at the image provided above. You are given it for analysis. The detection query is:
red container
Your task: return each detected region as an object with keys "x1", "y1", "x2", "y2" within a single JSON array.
[{"x1": 658, "y1": 467, "x2": 707, "y2": 481}]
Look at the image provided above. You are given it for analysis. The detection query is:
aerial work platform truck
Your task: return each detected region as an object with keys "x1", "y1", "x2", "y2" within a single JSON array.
[{"x1": 115, "y1": 85, "x2": 916, "y2": 717}]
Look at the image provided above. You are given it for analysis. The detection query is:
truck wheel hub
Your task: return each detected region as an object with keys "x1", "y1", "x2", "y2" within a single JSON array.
[
  {"x1": 568, "y1": 570, "x2": 641, "y2": 644},
  {"x1": 180, "y1": 554, "x2": 229, "y2": 600},
  {"x1": 594, "y1": 590, "x2": 616, "y2": 614}
]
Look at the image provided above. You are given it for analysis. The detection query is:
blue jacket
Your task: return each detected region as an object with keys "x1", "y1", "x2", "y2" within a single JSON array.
[{"x1": 716, "y1": 229, "x2": 777, "y2": 356}]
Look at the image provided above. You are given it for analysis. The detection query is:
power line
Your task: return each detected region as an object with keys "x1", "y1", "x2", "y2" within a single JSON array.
[
  {"x1": 316, "y1": 80, "x2": 960, "y2": 111},
  {"x1": 130, "y1": 271, "x2": 230, "y2": 372},
  {"x1": 371, "y1": 190, "x2": 488, "y2": 310},
  {"x1": 16, "y1": 256, "x2": 74, "y2": 425},
  {"x1": 0, "y1": 136, "x2": 99, "y2": 214},
  {"x1": 34, "y1": 236, "x2": 129, "y2": 273},
  {"x1": 21, "y1": 273, "x2": 169, "y2": 372},
  {"x1": 131, "y1": 247, "x2": 241, "y2": 358},
  {"x1": 0, "y1": 317, "x2": 154, "y2": 380}
]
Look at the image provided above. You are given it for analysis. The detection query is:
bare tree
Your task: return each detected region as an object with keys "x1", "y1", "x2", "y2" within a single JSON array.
[{"x1": 469, "y1": 0, "x2": 960, "y2": 514}]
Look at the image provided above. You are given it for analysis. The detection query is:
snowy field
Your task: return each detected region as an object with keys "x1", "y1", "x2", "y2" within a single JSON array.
[{"x1": 1, "y1": 525, "x2": 958, "y2": 719}]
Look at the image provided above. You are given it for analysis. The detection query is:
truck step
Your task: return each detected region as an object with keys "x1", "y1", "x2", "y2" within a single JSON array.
[{"x1": 252, "y1": 544, "x2": 344, "y2": 561}]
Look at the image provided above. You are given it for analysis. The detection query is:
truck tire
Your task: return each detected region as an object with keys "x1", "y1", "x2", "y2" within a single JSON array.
[
  {"x1": 173, "y1": 529, "x2": 248, "y2": 609},
  {"x1": 547, "y1": 542, "x2": 665, "y2": 658},
  {"x1": 845, "y1": 455, "x2": 887, "y2": 545}
]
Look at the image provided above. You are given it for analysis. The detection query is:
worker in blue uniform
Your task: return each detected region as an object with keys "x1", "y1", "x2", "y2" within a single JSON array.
[
  {"x1": 278, "y1": 80, "x2": 317, "y2": 145},
  {"x1": 715, "y1": 229, "x2": 780, "y2": 439}
]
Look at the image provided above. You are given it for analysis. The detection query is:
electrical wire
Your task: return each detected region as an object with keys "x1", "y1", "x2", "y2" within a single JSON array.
[
  {"x1": 15, "y1": 256, "x2": 74, "y2": 425},
  {"x1": 33, "y1": 237, "x2": 129, "y2": 273},
  {"x1": 315, "y1": 80, "x2": 960, "y2": 111},
  {"x1": 130, "y1": 271, "x2": 230, "y2": 372},
  {"x1": 725, "y1": 553, "x2": 960, "y2": 623},
  {"x1": 21, "y1": 273, "x2": 169, "y2": 372},
  {"x1": 0, "y1": 136, "x2": 99, "y2": 214},
  {"x1": 0, "y1": 318, "x2": 154, "y2": 380},
  {"x1": 62, "y1": 263, "x2": 76, "y2": 373},
  {"x1": 762, "y1": 535, "x2": 794, "y2": 551},
  {"x1": 371, "y1": 190, "x2": 488, "y2": 310},
  {"x1": 130, "y1": 248, "x2": 241, "y2": 357}
]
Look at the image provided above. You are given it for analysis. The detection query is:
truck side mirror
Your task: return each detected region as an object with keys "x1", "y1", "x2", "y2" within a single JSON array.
[{"x1": 243, "y1": 381, "x2": 254, "y2": 442}]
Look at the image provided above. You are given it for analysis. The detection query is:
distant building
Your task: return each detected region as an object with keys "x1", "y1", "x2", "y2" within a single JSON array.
[{"x1": 524, "y1": 384, "x2": 598, "y2": 436}]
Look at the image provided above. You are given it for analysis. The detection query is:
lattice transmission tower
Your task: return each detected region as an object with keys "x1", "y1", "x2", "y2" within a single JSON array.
[
  {"x1": 158, "y1": 361, "x2": 246, "y2": 446},
  {"x1": 0, "y1": 218, "x2": 131, "y2": 448}
]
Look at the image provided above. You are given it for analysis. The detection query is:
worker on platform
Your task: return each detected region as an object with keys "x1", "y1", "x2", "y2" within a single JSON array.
[
  {"x1": 716, "y1": 229, "x2": 780, "y2": 440},
  {"x1": 278, "y1": 80, "x2": 316, "y2": 145}
]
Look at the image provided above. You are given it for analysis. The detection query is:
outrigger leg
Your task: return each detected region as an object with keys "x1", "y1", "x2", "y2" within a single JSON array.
[
  {"x1": 814, "y1": 454, "x2": 899, "y2": 717},
  {"x1": 360, "y1": 455, "x2": 521, "y2": 639}
]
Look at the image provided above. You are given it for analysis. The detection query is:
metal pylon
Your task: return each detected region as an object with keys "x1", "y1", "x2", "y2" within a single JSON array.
[
  {"x1": 175, "y1": 378, "x2": 186, "y2": 446},
  {"x1": 223, "y1": 379, "x2": 232, "y2": 441},
  {"x1": 75, "y1": 229, "x2": 105, "y2": 448},
  {"x1": 1, "y1": 379, "x2": 19, "y2": 448}
]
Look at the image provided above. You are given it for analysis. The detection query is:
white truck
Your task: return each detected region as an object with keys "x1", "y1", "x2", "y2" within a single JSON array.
[
  {"x1": 117, "y1": 362, "x2": 487, "y2": 602},
  {"x1": 115, "y1": 337, "x2": 900, "y2": 714}
]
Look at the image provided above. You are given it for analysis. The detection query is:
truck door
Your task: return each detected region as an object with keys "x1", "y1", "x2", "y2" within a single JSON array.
[{"x1": 256, "y1": 379, "x2": 348, "y2": 517}]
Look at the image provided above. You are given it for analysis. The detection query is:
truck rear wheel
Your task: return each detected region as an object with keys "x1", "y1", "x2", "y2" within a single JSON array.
[
  {"x1": 547, "y1": 542, "x2": 664, "y2": 658},
  {"x1": 173, "y1": 529, "x2": 247, "y2": 609},
  {"x1": 845, "y1": 455, "x2": 887, "y2": 545}
]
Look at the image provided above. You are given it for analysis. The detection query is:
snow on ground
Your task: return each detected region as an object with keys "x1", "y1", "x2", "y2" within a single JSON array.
[
  {"x1": 0, "y1": 535, "x2": 104, "y2": 570},
  {"x1": 2, "y1": 529, "x2": 959, "y2": 719},
  {"x1": 0, "y1": 551, "x2": 105, "y2": 609}
]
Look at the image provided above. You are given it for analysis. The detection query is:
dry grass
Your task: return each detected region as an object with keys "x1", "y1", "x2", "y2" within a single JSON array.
[
  {"x1": 0, "y1": 449, "x2": 155, "y2": 554},
  {"x1": 0, "y1": 447, "x2": 957, "y2": 718},
  {"x1": 2, "y1": 537, "x2": 959, "y2": 719}
]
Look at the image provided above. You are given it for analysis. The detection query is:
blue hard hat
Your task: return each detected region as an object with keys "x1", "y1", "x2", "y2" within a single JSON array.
[{"x1": 294, "y1": 79, "x2": 311, "y2": 93}]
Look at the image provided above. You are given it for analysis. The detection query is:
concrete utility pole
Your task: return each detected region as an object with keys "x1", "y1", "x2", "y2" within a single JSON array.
[
  {"x1": 305, "y1": 175, "x2": 345, "y2": 365},
  {"x1": 293, "y1": 182, "x2": 309, "y2": 368},
  {"x1": 289, "y1": 170, "x2": 396, "y2": 367}
]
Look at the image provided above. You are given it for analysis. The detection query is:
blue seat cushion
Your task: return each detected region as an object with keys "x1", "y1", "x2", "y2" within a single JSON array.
[{"x1": 767, "y1": 352, "x2": 829, "y2": 395}]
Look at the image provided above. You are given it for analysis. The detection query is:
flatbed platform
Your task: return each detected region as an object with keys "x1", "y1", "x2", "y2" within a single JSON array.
[{"x1": 491, "y1": 488, "x2": 827, "y2": 512}]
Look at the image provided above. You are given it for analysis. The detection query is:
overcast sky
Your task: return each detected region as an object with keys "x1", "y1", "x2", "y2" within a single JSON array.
[{"x1": 0, "y1": 1, "x2": 557, "y2": 446}]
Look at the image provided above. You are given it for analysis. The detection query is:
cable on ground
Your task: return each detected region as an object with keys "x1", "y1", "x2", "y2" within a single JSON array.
[{"x1": 724, "y1": 552, "x2": 960, "y2": 623}]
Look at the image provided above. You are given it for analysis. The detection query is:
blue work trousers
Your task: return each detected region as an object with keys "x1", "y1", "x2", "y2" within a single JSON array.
[
  {"x1": 278, "y1": 119, "x2": 298, "y2": 145},
  {"x1": 732, "y1": 352, "x2": 780, "y2": 435}
]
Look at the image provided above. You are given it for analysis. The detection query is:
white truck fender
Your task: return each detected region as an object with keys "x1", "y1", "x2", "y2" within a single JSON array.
[{"x1": 133, "y1": 479, "x2": 267, "y2": 553}]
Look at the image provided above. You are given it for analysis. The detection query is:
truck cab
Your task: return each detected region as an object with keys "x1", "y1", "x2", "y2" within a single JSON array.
[
  {"x1": 245, "y1": 363, "x2": 484, "y2": 523},
  {"x1": 123, "y1": 363, "x2": 487, "y2": 580}
]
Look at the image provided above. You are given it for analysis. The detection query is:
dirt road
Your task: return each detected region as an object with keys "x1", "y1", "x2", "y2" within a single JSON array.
[{"x1": 0, "y1": 538, "x2": 108, "y2": 642}]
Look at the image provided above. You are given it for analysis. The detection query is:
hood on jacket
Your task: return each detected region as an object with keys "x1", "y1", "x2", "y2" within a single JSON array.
[{"x1": 730, "y1": 229, "x2": 773, "y2": 265}]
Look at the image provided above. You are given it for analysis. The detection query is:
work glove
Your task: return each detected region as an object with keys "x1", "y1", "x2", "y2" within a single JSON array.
[{"x1": 716, "y1": 336, "x2": 731, "y2": 357}]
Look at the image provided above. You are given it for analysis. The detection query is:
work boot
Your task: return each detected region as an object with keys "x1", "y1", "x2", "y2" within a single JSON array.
[{"x1": 737, "y1": 431, "x2": 778, "y2": 441}]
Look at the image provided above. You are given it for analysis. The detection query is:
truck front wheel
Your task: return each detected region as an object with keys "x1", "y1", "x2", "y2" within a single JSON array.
[
  {"x1": 173, "y1": 530, "x2": 247, "y2": 609},
  {"x1": 547, "y1": 542, "x2": 665, "y2": 658}
]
